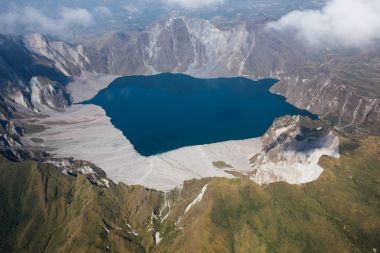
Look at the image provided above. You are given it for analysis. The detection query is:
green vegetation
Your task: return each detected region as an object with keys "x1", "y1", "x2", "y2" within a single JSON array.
[
  {"x1": 157, "y1": 135, "x2": 380, "y2": 253},
  {"x1": 0, "y1": 135, "x2": 379, "y2": 252},
  {"x1": 212, "y1": 161, "x2": 233, "y2": 169},
  {"x1": 0, "y1": 157, "x2": 162, "y2": 253}
]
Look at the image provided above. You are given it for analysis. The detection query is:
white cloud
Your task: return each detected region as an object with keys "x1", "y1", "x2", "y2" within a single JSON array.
[
  {"x1": 163, "y1": 0, "x2": 224, "y2": 9},
  {"x1": 267, "y1": 0, "x2": 380, "y2": 48},
  {"x1": 60, "y1": 7, "x2": 93, "y2": 26},
  {"x1": 123, "y1": 4, "x2": 139, "y2": 13},
  {"x1": 0, "y1": 6, "x2": 94, "y2": 37},
  {"x1": 94, "y1": 6, "x2": 112, "y2": 18}
]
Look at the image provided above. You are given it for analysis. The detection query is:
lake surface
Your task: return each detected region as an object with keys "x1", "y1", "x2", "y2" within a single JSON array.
[{"x1": 83, "y1": 73, "x2": 317, "y2": 156}]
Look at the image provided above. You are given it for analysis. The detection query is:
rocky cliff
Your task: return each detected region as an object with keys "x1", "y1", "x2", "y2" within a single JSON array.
[
  {"x1": 249, "y1": 116, "x2": 339, "y2": 185},
  {"x1": 0, "y1": 34, "x2": 73, "y2": 161},
  {"x1": 7, "y1": 17, "x2": 378, "y2": 135}
]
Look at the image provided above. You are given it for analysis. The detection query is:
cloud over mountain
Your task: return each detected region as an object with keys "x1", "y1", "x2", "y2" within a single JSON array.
[
  {"x1": 267, "y1": 0, "x2": 380, "y2": 48},
  {"x1": 163, "y1": 0, "x2": 224, "y2": 9},
  {"x1": 0, "y1": 6, "x2": 93, "y2": 37},
  {"x1": 94, "y1": 6, "x2": 112, "y2": 18}
]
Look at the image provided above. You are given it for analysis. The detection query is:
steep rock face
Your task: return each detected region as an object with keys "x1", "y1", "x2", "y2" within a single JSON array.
[
  {"x1": 22, "y1": 33, "x2": 93, "y2": 78},
  {"x1": 0, "y1": 35, "x2": 72, "y2": 161},
  {"x1": 249, "y1": 116, "x2": 340, "y2": 185},
  {"x1": 240, "y1": 27, "x2": 309, "y2": 78},
  {"x1": 272, "y1": 75, "x2": 380, "y2": 134},
  {"x1": 239, "y1": 27, "x2": 380, "y2": 134},
  {"x1": 29, "y1": 76, "x2": 69, "y2": 109},
  {"x1": 0, "y1": 34, "x2": 71, "y2": 111},
  {"x1": 87, "y1": 17, "x2": 254, "y2": 76}
]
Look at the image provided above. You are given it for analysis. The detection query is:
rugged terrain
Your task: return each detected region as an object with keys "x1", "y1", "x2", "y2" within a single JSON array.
[
  {"x1": 0, "y1": 132, "x2": 379, "y2": 253},
  {"x1": 0, "y1": 14, "x2": 379, "y2": 253},
  {"x1": 2, "y1": 17, "x2": 378, "y2": 137},
  {"x1": 250, "y1": 116, "x2": 339, "y2": 185},
  {"x1": 0, "y1": 15, "x2": 377, "y2": 189}
]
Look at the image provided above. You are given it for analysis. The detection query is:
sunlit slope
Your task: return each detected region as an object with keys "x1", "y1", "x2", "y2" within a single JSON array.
[
  {"x1": 0, "y1": 157, "x2": 162, "y2": 253},
  {"x1": 157, "y1": 135, "x2": 380, "y2": 253},
  {"x1": 0, "y1": 135, "x2": 379, "y2": 253}
]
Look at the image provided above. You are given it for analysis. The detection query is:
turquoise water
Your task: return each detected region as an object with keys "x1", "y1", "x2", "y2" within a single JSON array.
[{"x1": 83, "y1": 73, "x2": 317, "y2": 156}]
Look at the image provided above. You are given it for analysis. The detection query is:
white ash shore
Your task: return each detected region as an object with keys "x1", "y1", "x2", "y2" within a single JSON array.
[{"x1": 24, "y1": 103, "x2": 262, "y2": 191}]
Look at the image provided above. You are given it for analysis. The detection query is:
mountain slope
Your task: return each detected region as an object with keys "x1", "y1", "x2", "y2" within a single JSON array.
[
  {"x1": 0, "y1": 134, "x2": 379, "y2": 252},
  {"x1": 0, "y1": 156, "x2": 163, "y2": 253},
  {"x1": 156, "y1": 135, "x2": 380, "y2": 253}
]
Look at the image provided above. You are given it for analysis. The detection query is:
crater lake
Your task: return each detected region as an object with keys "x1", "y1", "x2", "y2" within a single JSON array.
[{"x1": 83, "y1": 73, "x2": 317, "y2": 156}]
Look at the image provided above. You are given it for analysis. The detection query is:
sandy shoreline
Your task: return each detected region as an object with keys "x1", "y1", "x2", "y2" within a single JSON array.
[
  {"x1": 67, "y1": 73, "x2": 119, "y2": 103},
  {"x1": 25, "y1": 97, "x2": 262, "y2": 191}
]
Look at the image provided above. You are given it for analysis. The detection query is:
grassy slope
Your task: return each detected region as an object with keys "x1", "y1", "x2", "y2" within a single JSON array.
[
  {"x1": 0, "y1": 157, "x2": 162, "y2": 253},
  {"x1": 327, "y1": 54, "x2": 380, "y2": 98},
  {"x1": 157, "y1": 135, "x2": 380, "y2": 253},
  {"x1": 0, "y1": 135, "x2": 379, "y2": 253}
]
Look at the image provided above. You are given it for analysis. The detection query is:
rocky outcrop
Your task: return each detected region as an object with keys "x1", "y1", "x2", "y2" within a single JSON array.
[
  {"x1": 273, "y1": 75, "x2": 380, "y2": 135},
  {"x1": 237, "y1": 27, "x2": 380, "y2": 134},
  {"x1": 249, "y1": 116, "x2": 340, "y2": 185},
  {"x1": 0, "y1": 34, "x2": 71, "y2": 111},
  {"x1": 22, "y1": 33, "x2": 93, "y2": 77},
  {"x1": 29, "y1": 76, "x2": 70, "y2": 109},
  {"x1": 45, "y1": 158, "x2": 112, "y2": 188}
]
